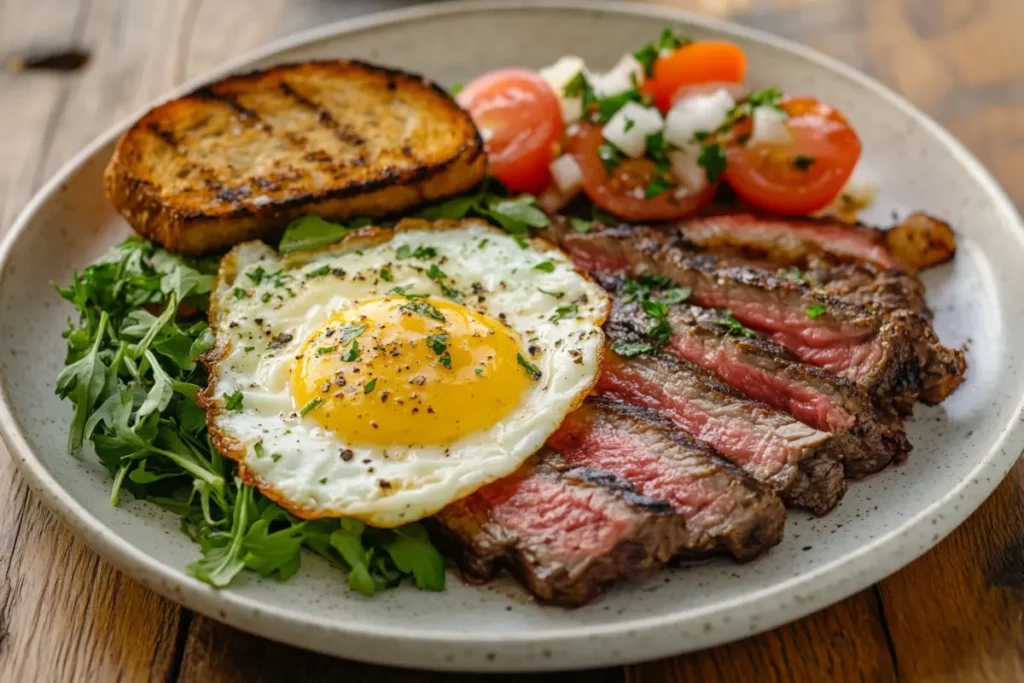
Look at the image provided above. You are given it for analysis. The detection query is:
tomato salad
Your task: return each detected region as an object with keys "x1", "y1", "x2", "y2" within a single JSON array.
[{"x1": 456, "y1": 29, "x2": 863, "y2": 221}]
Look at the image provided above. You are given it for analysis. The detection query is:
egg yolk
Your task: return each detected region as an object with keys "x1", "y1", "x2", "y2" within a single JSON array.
[{"x1": 290, "y1": 296, "x2": 533, "y2": 447}]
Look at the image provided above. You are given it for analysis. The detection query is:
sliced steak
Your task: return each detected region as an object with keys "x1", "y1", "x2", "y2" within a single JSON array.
[
  {"x1": 433, "y1": 447, "x2": 689, "y2": 607},
  {"x1": 652, "y1": 303, "x2": 911, "y2": 477},
  {"x1": 549, "y1": 219, "x2": 963, "y2": 408},
  {"x1": 598, "y1": 321, "x2": 845, "y2": 513},
  {"x1": 547, "y1": 397, "x2": 786, "y2": 561}
]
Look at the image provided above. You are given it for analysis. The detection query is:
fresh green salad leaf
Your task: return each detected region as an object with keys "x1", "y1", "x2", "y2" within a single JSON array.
[
  {"x1": 279, "y1": 215, "x2": 353, "y2": 254},
  {"x1": 55, "y1": 237, "x2": 446, "y2": 597}
]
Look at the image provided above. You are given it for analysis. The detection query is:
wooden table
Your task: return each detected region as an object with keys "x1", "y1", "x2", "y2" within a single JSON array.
[{"x1": 1, "y1": 0, "x2": 1022, "y2": 680}]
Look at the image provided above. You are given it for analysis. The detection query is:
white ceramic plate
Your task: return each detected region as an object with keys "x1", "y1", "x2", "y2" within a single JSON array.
[{"x1": 2, "y1": 1, "x2": 1023, "y2": 673}]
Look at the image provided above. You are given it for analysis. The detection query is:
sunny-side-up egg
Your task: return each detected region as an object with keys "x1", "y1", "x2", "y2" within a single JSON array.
[{"x1": 202, "y1": 219, "x2": 609, "y2": 526}]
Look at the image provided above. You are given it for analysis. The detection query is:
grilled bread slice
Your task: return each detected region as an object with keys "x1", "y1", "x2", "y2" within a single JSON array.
[{"x1": 105, "y1": 60, "x2": 486, "y2": 255}]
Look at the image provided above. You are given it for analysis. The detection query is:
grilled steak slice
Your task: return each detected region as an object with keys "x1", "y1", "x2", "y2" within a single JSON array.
[
  {"x1": 433, "y1": 448, "x2": 689, "y2": 607},
  {"x1": 598, "y1": 331, "x2": 845, "y2": 513},
  {"x1": 549, "y1": 219, "x2": 963, "y2": 408},
  {"x1": 674, "y1": 212, "x2": 955, "y2": 275},
  {"x1": 547, "y1": 398, "x2": 786, "y2": 561}
]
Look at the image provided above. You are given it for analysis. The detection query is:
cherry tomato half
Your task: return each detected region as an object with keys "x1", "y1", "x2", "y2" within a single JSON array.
[
  {"x1": 723, "y1": 97, "x2": 862, "y2": 216},
  {"x1": 456, "y1": 68, "x2": 563, "y2": 194},
  {"x1": 565, "y1": 123, "x2": 717, "y2": 222},
  {"x1": 642, "y1": 41, "x2": 747, "y2": 112}
]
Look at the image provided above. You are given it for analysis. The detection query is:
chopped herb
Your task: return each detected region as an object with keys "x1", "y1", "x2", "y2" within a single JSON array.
[
  {"x1": 793, "y1": 155, "x2": 816, "y2": 171},
  {"x1": 379, "y1": 267, "x2": 393, "y2": 282},
  {"x1": 644, "y1": 176, "x2": 674, "y2": 199},
  {"x1": 659, "y1": 287, "x2": 692, "y2": 304},
  {"x1": 538, "y1": 288, "x2": 565, "y2": 299},
  {"x1": 569, "y1": 218, "x2": 592, "y2": 233},
  {"x1": 307, "y1": 265, "x2": 331, "y2": 278},
  {"x1": 401, "y1": 301, "x2": 446, "y2": 322},
  {"x1": 397, "y1": 245, "x2": 437, "y2": 260},
  {"x1": 440, "y1": 282, "x2": 463, "y2": 304},
  {"x1": 363, "y1": 378, "x2": 377, "y2": 394},
  {"x1": 261, "y1": 292, "x2": 272, "y2": 303},
  {"x1": 595, "y1": 90, "x2": 642, "y2": 124},
  {"x1": 597, "y1": 142, "x2": 623, "y2": 175},
  {"x1": 246, "y1": 267, "x2": 266, "y2": 285},
  {"x1": 475, "y1": 368, "x2": 484, "y2": 376},
  {"x1": 610, "y1": 341, "x2": 653, "y2": 358},
  {"x1": 425, "y1": 333, "x2": 449, "y2": 356},
  {"x1": 698, "y1": 143, "x2": 728, "y2": 182},
  {"x1": 271, "y1": 453, "x2": 282, "y2": 463},
  {"x1": 388, "y1": 286, "x2": 429, "y2": 299},
  {"x1": 427, "y1": 264, "x2": 447, "y2": 280},
  {"x1": 563, "y1": 71, "x2": 596, "y2": 109},
  {"x1": 550, "y1": 304, "x2": 578, "y2": 322},
  {"x1": 438, "y1": 352, "x2": 452, "y2": 369},
  {"x1": 718, "y1": 313, "x2": 757, "y2": 339},
  {"x1": 633, "y1": 28, "x2": 689, "y2": 77},
  {"x1": 342, "y1": 341, "x2": 360, "y2": 362},
  {"x1": 254, "y1": 441, "x2": 265, "y2": 458},
  {"x1": 336, "y1": 324, "x2": 367, "y2": 346},
  {"x1": 225, "y1": 390, "x2": 244, "y2": 411},
  {"x1": 316, "y1": 345, "x2": 336, "y2": 355},
  {"x1": 300, "y1": 397, "x2": 324, "y2": 416},
  {"x1": 448, "y1": 83, "x2": 463, "y2": 95},
  {"x1": 624, "y1": 118, "x2": 636, "y2": 133},
  {"x1": 516, "y1": 353, "x2": 542, "y2": 380},
  {"x1": 806, "y1": 303, "x2": 828, "y2": 320},
  {"x1": 232, "y1": 288, "x2": 248, "y2": 300},
  {"x1": 533, "y1": 261, "x2": 556, "y2": 273},
  {"x1": 319, "y1": 477, "x2": 328, "y2": 485},
  {"x1": 513, "y1": 235, "x2": 529, "y2": 249},
  {"x1": 478, "y1": 239, "x2": 489, "y2": 250}
]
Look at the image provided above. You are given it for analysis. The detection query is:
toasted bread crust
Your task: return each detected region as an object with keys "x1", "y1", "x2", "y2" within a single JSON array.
[{"x1": 105, "y1": 60, "x2": 486, "y2": 254}]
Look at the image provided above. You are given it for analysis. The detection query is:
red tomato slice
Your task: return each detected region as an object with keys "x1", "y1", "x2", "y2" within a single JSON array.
[
  {"x1": 642, "y1": 41, "x2": 747, "y2": 112},
  {"x1": 723, "y1": 97, "x2": 862, "y2": 216},
  {"x1": 456, "y1": 68, "x2": 563, "y2": 194},
  {"x1": 565, "y1": 123, "x2": 717, "y2": 222}
]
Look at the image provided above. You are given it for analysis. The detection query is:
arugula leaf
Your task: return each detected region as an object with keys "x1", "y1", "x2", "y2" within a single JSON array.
[
  {"x1": 278, "y1": 215, "x2": 352, "y2": 254},
  {"x1": 242, "y1": 518, "x2": 304, "y2": 581},
  {"x1": 383, "y1": 524, "x2": 446, "y2": 591},
  {"x1": 330, "y1": 523, "x2": 376, "y2": 597},
  {"x1": 56, "y1": 312, "x2": 109, "y2": 451},
  {"x1": 187, "y1": 484, "x2": 252, "y2": 588},
  {"x1": 486, "y1": 196, "x2": 550, "y2": 233}
]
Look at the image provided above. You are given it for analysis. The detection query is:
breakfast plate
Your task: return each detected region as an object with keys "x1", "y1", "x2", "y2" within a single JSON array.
[{"x1": 2, "y1": 0, "x2": 1024, "y2": 672}]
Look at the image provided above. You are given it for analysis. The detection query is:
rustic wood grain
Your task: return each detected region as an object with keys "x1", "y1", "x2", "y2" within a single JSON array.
[{"x1": 0, "y1": 0, "x2": 1021, "y2": 681}]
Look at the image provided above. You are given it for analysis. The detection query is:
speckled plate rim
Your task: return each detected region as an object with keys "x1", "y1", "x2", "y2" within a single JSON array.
[{"x1": 1, "y1": 0, "x2": 1023, "y2": 672}]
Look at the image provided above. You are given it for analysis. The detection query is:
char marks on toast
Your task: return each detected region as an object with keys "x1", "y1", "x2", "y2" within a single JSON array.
[{"x1": 105, "y1": 60, "x2": 486, "y2": 254}]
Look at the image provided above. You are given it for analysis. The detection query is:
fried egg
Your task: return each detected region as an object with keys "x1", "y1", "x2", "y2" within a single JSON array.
[{"x1": 203, "y1": 219, "x2": 609, "y2": 526}]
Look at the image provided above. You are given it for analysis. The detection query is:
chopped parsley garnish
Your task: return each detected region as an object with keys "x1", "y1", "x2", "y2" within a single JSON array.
[
  {"x1": 261, "y1": 292, "x2": 272, "y2": 303},
  {"x1": 396, "y1": 245, "x2": 438, "y2": 260},
  {"x1": 534, "y1": 261, "x2": 556, "y2": 273},
  {"x1": 633, "y1": 28, "x2": 689, "y2": 77},
  {"x1": 563, "y1": 71, "x2": 596, "y2": 109},
  {"x1": 224, "y1": 390, "x2": 244, "y2": 411},
  {"x1": 641, "y1": 298, "x2": 672, "y2": 348},
  {"x1": 513, "y1": 235, "x2": 529, "y2": 249},
  {"x1": 624, "y1": 118, "x2": 636, "y2": 132},
  {"x1": 793, "y1": 155, "x2": 816, "y2": 171},
  {"x1": 363, "y1": 378, "x2": 377, "y2": 394},
  {"x1": 516, "y1": 353, "x2": 542, "y2": 380},
  {"x1": 610, "y1": 342, "x2": 653, "y2": 358},
  {"x1": 698, "y1": 143, "x2": 728, "y2": 182},
  {"x1": 478, "y1": 239, "x2": 489, "y2": 250},
  {"x1": 388, "y1": 286, "x2": 429, "y2": 299},
  {"x1": 232, "y1": 288, "x2": 248, "y2": 300},
  {"x1": 718, "y1": 313, "x2": 757, "y2": 339},
  {"x1": 342, "y1": 341, "x2": 360, "y2": 362},
  {"x1": 246, "y1": 266, "x2": 266, "y2": 285},
  {"x1": 659, "y1": 287, "x2": 692, "y2": 304},
  {"x1": 427, "y1": 264, "x2": 447, "y2": 280},
  {"x1": 644, "y1": 176, "x2": 674, "y2": 199},
  {"x1": 539, "y1": 288, "x2": 565, "y2": 299},
  {"x1": 550, "y1": 304, "x2": 578, "y2": 322},
  {"x1": 806, "y1": 303, "x2": 828, "y2": 320},
  {"x1": 475, "y1": 368, "x2": 484, "y2": 376},
  {"x1": 299, "y1": 396, "x2": 324, "y2": 416},
  {"x1": 595, "y1": 90, "x2": 642, "y2": 123},
  {"x1": 316, "y1": 345, "x2": 336, "y2": 355},
  {"x1": 336, "y1": 323, "x2": 367, "y2": 345},
  {"x1": 569, "y1": 218, "x2": 592, "y2": 234},
  {"x1": 307, "y1": 265, "x2": 331, "y2": 278},
  {"x1": 440, "y1": 282, "x2": 463, "y2": 304},
  {"x1": 401, "y1": 301, "x2": 446, "y2": 321},
  {"x1": 426, "y1": 333, "x2": 449, "y2": 356},
  {"x1": 254, "y1": 441, "x2": 265, "y2": 458},
  {"x1": 272, "y1": 454, "x2": 282, "y2": 463},
  {"x1": 438, "y1": 352, "x2": 452, "y2": 369},
  {"x1": 319, "y1": 477, "x2": 327, "y2": 484},
  {"x1": 379, "y1": 267, "x2": 393, "y2": 282},
  {"x1": 597, "y1": 142, "x2": 623, "y2": 174}
]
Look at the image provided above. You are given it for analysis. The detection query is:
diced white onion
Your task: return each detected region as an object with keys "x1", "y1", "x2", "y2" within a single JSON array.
[
  {"x1": 601, "y1": 102, "x2": 665, "y2": 158},
  {"x1": 540, "y1": 56, "x2": 587, "y2": 124},
  {"x1": 668, "y1": 146, "x2": 710, "y2": 193},
  {"x1": 663, "y1": 88, "x2": 736, "y2": 148},
  {"x1": 749, "y1": 106, "x2": 791, "y2": 146},
  {"x1": 549, "y1": 154, "x2": 583, "y2": 194},
  {"x1": 670, "y1": 81, "x2": 749, "y2": 107},
  {"x1": 590, "y1": 54, "x2": 645, "y2": 98}
]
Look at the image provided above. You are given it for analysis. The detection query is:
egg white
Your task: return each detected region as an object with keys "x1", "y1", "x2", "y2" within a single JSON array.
[{"x1": 203, "y1": 220, "x2": 608, "y2": 526}]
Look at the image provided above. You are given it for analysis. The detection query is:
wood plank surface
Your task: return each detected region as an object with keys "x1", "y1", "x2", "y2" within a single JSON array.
[{"x1": 0, "y1": 0, "x2": 1020, "y2": 681}]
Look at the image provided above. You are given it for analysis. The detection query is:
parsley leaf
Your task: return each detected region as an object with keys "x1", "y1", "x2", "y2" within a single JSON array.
[
  {"x1": 718, "y1": 313, "x2": 758, "y2": 339},
  {"x1": 224, "y1": 390, "x2": 244, "y2": 412},
  {"x1": 610, "y1": 342, "x2": 653, "y2": 358},
  {"x1": 300, "y1": 397, "x2": 324, "y2": 416},
  {"x1": 534, "y1": 261, "x2": 556, "y2": 273},
  {"x1": 426, "y1": 333, "x2": 449, "y2": 356},
  {"x1": 516, "y1": 353, "x2": 542, "y2": 380},
  {"x1": 645, "y1": 176, "x2": 674, "y2": 199},
  {"x1": 598, "y1": 143, "x2": 623, "y2": 175},
  {"x1": 363, "y1": 378, "x2": 377, "y2": 394},
  {"x1": 806, "y1": 303, "x2": 828, "y2": 319},
  {"x1": 427, "y1": 264, "x2": 447, "y2": 280},
  {"x1": 401, "y1": 301, "x2": 446, "y2": 322},
  {"x1": 550, "y1": 304, "x2": 579, "y2": 322},
  {"x1": 698, "y1": 143, "x2": 728, "y2": 182},
  {"x1": 379, "y1": 267, "x2": 393, "y2": 282},
  {"x1": 336, "y1": 324, "x2": 367, "y2": 346},
  {"x1": 342, "y1": 341, "x2": 360, "y2": 362}
]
